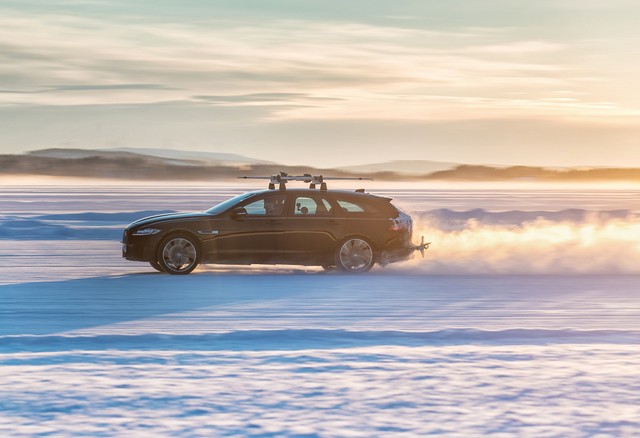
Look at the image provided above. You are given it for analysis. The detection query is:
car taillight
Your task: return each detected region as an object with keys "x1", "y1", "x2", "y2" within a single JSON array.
[
  {"x1": 389, "y1": 210, "x2": 413, "y2": 233},
  {"x1": 389, "y1": 220, "x2": 409, "y2": 231}
]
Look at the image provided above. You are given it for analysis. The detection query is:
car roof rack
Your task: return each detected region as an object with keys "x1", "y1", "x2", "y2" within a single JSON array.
[{"x1": 239, "y1": 172, "x2": 373, "y2": 190}]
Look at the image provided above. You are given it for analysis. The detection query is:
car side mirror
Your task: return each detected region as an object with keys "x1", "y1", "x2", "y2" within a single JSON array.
[{"x1": 231, "y1": 207, "x2": 248, "y2": 220}]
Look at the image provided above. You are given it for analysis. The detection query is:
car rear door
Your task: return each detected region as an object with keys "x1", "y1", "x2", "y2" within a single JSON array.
[
  {"x1": 277, "y1": 193, "x2": 346, "y2": 263},
  {"x1": 333, "y1": 196, "x2": 391, "y2": 249}
]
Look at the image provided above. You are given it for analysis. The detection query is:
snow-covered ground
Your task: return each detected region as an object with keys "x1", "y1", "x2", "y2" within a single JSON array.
[{"x1": 2, "y1": 183, "x2": 640, "y2": 436}]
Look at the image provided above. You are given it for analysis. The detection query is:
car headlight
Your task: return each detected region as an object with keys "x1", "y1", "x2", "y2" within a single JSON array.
[{"x1": 132, "y1": 227, "x2": 161, "y2": 236}]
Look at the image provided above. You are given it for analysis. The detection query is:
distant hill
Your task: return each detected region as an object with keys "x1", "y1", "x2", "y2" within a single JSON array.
[
  {"x1": 107, "y1": 147, "x2": 274, "y2": 166},
  {"x1": 426, "y1": 165, "x2": 640, "y2": 181},
  {"x1": 339, "y1": 160, "x2": 458, "y2": 175},
  {"x1": 4, "y1": 148, "x2": 640, "y2": 182},
  {"x1": 27, "y1": 148, "x2": 272, "y2": 167},
  {"x1": 28, "y1": 148, "x2": 148, "y2": 160},
  {"x1": 3, "y1": 148, "x2": 368, "y2": 180}
]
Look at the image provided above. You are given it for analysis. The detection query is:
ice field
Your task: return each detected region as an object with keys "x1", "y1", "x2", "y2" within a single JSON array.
[{"x1": 2, "y1": 183, "x2": 640, "y2": 436}]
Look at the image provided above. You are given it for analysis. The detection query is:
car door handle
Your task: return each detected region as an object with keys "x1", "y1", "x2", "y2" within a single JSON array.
[{"x1": 197, "y1": 229, "x2": 220, "y2": 235}]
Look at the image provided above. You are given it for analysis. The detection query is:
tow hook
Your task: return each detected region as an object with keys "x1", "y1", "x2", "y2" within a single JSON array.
[{"x1": 414, "y1": 236, "x2": 431, "y2": 257}]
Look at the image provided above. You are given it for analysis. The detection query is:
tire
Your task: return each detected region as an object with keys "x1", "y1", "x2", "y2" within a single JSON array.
[
  {"x1": 157, "y1": 234, "x2": 199, "y2": 275},
  {"x1": 150, "y1": 260, "x2": 165, "y2": 272},
  {"x1": 335, "y1": 238, "x2": 375, "y2": 273}
]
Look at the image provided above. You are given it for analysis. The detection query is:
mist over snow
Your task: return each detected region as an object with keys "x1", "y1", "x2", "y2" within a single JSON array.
[
  {"x1": 3, "y1": 184, "x2": 640, "y2": 274},
  {"x1": 396, "y1": 210, "x2": 640, "y2": 275}
]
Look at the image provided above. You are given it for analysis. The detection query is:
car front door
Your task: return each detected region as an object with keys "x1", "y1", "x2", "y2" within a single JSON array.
[{"x1": 206, "y1": 192, "x2": 289, "y2": 264}]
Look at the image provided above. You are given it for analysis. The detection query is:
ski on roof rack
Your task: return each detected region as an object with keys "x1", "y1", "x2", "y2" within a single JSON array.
[{"x1": 238, "y1": 172, "x2": 373, "y2": 190}]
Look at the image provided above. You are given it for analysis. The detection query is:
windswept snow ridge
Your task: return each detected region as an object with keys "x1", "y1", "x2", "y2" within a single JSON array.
[
  {"x1": 3, "y1": 329, "x2": 640, "y2": 354},
  {"x1": 0, "y1": 211, "x2": 173, "y2": 240}
]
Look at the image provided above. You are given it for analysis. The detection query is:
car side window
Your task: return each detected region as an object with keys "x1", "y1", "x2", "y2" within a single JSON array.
[
  {"x1": 321, "y1": 198, "x2": 332, "y2": 214},
  {"x1": 243, "y1": 194, "x2": 287, "y2": 216},
  {"x1": 294, "y1": 196, "x2": 333, "y2": 216},
  {"x1": 294, "y1": 197, "x2": 317, "y2": 215},
  {"x1": 336, "y1": 199, "x2": 366, "y2": 213}
]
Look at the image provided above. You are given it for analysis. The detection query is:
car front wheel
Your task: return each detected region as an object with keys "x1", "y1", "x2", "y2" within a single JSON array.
[
  {"x1": 158, "y1": 234, "x2": 199, "y2": 275},
  {"x1": 336, "y1": 238, "x2": 375, "y2": 273},
  {"x1": 150, "y1": 260, "x2": 165, "y2": 272}
]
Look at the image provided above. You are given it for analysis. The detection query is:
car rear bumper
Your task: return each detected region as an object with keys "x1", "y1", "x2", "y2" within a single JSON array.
[{"x1": 378, "y1": 233, "x2": 415, "y2": 266}]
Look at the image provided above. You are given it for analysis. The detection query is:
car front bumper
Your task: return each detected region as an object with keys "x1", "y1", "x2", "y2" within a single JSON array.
[
  {"x1": 122, "y1": 230, "x2": 159, "y2": 262},
  {"x1": 122, "y1": 242, "x2": 157, "y2": 261}
]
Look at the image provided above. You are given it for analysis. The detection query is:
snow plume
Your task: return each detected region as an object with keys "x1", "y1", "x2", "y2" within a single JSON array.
[{"x1": 397, "y1": 210, "x2": 640, "y2": 274}]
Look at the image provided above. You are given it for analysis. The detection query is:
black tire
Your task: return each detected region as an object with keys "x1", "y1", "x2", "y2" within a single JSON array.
[
  {"x1": 157, "y1": 234, "x2": 199, "y2": 275},
  {"x1": 150, "y1": 260, "x2": 165, "y2": 272},
  {"x1": 335, "y1": 237, "x2": 375, "y2": 273}
]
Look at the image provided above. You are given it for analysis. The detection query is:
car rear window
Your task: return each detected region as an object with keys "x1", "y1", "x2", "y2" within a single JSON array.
[
  {"x1": 334, "y1": 196, "x2": 394, "y2": 216},
  {"x1": 337, "y1": 200, "x2": 366, "y2": 212}
]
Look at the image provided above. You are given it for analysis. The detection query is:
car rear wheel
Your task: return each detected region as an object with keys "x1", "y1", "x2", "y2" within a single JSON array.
[
  {"x1": 158, "y1": 235, "x2": 199, "y2": 275},
  {"x1": 336, "y1": 238, "x2": 374, "y2": 273}
]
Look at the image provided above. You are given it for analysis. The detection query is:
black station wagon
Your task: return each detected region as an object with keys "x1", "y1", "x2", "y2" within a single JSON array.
[{"x1": 122, "y1": 178, "x2": 425, "y2": 274}]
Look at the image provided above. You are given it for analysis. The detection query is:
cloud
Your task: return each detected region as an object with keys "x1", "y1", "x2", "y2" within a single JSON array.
[
  {"x1": 51, "y1": 84, "x2": 176, "y2": 91},
  {"x1": 0, "y1": 6, "x2": 636, "y2": 124},
  {"x1": 0, "y1": 84, "x2": 174, "y2": 94},
  {"x1": 0, "y1": 14, "x2": 567, "y2": 88},
  {"x1": 192, "y1": 93, "x2": 342, "y2": 106}
]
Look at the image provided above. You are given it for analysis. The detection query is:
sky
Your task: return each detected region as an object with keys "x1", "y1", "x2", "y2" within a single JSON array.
[{"x1": 0, "y1": 0, "x2": 639, "y2": 168}]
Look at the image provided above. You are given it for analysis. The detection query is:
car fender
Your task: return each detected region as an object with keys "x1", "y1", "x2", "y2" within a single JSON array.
[{"x1": 337, "y1": 234, "x2": 379, "y2": 252}]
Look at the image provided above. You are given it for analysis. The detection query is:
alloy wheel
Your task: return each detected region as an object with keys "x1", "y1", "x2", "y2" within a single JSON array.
[
  {"x1": 338, "y1": 238, "x2": 374, "y2": 273},
  {"x1": 161, "y1": 237, "x2": 198, "y2": 274}
]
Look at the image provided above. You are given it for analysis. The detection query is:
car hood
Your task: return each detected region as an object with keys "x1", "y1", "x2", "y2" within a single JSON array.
[{"x1": 127, "y1": 211, "x2": 209, "y2": 229}]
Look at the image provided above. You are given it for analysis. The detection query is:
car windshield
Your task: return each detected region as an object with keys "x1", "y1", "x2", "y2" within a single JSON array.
[{"x1": 205, "y1": 193, "x2": 253, "y2": 215}]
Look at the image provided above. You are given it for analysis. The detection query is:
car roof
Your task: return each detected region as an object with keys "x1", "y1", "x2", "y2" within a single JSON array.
[{"x1": 247, "y1": 188, "x2": 391, "y2": 201}]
